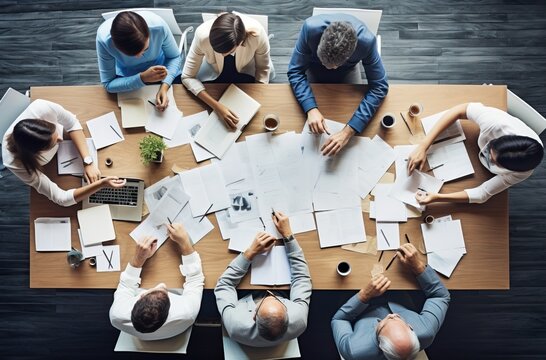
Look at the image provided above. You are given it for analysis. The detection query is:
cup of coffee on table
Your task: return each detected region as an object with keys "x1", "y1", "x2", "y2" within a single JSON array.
[
  {"x1": 337, "y1": 261, "x2": 351, "y2": 276},
  {"x1": 409, "y1": 103, "x2": 423, "y2": 117},
  {"x1": 263, "y1": 113, "x2": 280, "y2": 131},
  {"x1": 381, "y1": 113, "x2": 396, "y2": 129}
]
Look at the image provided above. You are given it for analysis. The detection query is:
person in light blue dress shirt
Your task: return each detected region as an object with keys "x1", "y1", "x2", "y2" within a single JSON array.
[
  {"x1": 288, "y1": 14, "x2": 389, "y2": 157},
  {"x1": 96, "y1": 11, "x2": 181, "y2": 110}
]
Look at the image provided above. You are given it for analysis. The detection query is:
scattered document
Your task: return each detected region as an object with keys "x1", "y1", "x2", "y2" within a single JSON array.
[
  {"x1": 77, "y1": 204, "x2": 116, "y2": 246},
  {"x1": 428, "y1": 248, "x2": 465, "y2": 278},
  {"x1": 358, "y1": 135, "x2": 395, "y2": 198},
  {"x1": 390, "y1": 170, "x2": 444, "y2": 211},
  {"x1": 171, "y1": 111, "x2": 215, "y2": 162},
  {"x1": 96, "y1": 244, "x2": 121, "y2": 272},
  {"x1": 421, "y1": 218, "x2": 466, "y2": 278},
  {"x1": 315, "y1": 207, "x2": 366, "y2": 248},
  {"x1": 34, "y1": 217, "x2": 71, "y2": 252},
  {"x1": 376, "y1": 222, "x2": 400, "y2": 251},
  {"x1": 147, "y1": 181, "x2": 190, "y2": 228},
  {"x1": 57, "y1": 139, "x2": 98, "y2": 175},
  {"x1": 77, "y1": 228, "x2": 102, "y2": 259},
  {"x1": 86, "y1": 111, "x2": 124, "y2": 150},
  {"x1": 373, "y1": 184, "x2": 407, "y2": 222},
  {"x1": 145, "y1": 99, "x2": 183, "y2": 140},
  {"x1": 215, "y1": 209, "x2": 263, "y2": 240},
  {"x1": 251, "y1": 246, "x2": 292, "y2": 285},
  {"x1": 228, "y1": 227, "x2": 259, "y2": 252},
  {"x1": 178, "y1": 163, "x2": 230, "y2": 217},
  {"x1": 421, "y1": 110, "x2": 466, "y2": 143},
  {"x1": 212, "y1": 141, "x2": 249, "y2": 186},
  {"x1": 427, "y1": 141, "x2": 474, "y2": 182},
  {"x1": 195, "y1": 84, "x2": 261, "y2": 158},
  {"x1": 393, "y1": 145, "x2": 418, "y2": 185},
  {"x1": 144, "y1": 175, "x2": 182, "y2": 213}
]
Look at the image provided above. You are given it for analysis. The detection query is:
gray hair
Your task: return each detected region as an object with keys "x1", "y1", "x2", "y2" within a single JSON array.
[
  {"x1": 256, "y1": 310, "x2": 289, "y2": 342},
  {"x1": 378, "y1": 332, "x2": 420, "y2": 360},
  {"x1": 317, "y1": 21, "x2": 357, "y2": 67}
]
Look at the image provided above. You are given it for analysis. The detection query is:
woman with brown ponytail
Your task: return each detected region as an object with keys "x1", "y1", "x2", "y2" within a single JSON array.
[{"x1": 2, "y1": 100, "x2": 126, "y2": 206}]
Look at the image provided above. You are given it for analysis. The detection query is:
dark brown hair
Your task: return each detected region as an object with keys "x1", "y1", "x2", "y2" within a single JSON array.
[
  {"x1": 131, "y1": 291, "x2": 170, "y2": 333},
  {"x1": 111, "y1": 11, "x2": 150, "y2": 56},
  {"x1": 490, "y1": 135, "x2": 544, "y2": 172},
  {"x1": 209, "y1": 13, "x2": 255, "y2": 54},
  {"x1": 7, "y1": 119, "x2": 57, "y2": 175}
]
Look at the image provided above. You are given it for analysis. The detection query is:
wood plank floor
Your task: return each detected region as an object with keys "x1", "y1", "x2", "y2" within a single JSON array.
[{"x1": 1, "y1": 1, "x2": 546, "y2": 359}]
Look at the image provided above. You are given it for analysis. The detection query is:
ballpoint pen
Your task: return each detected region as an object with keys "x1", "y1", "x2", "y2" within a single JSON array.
[
  {"x1": 199, "y1": 203, "x2": 214, "y2": 223},
  {"x1": 380, "y1": 229, "x2": 391, "y2": 247},
  {"x1": 399, "y1": 112, "x2": 414, "y2": 135},
  {"x1": 378, "y1": 250, "x2": 384, "y2": 262},
  {"x1": 427, "y1": 163, "x2": 444, "y2": 172},
  {"x1": 259, "y1": 217, "x2": 266, "y2": 230},
  {"x1": 167, "y1": 217, "x2": 172, "y2": 225},
  {"x1": 385, "y1": 251, "x2": 398, "y2": 270},
  {"x1": 109, "y1": 125, "x2": 122, "y2": 139},
  {"x1": 60, "y1": 156, "x2": 78, "y2": 165}
]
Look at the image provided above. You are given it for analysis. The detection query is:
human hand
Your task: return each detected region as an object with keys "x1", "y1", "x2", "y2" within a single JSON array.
[
  {"x1": 166, "y1": 223, "x2": 194, "y2": 255},
  {"x1": 397, "y1": 243, "x2": 426, "y2": 275},
  {"x1": 155, "y1": 84, "x2": 170, "y2": 112},
  {"x1": 140, "y1": 65, "x2": 168, "y2": 83},
  {"x1": 407, "y1": 144, "x2": 428, "y2": 175},
  {"x1": 320, "y1": 126, "x2": 355, "y2": 156},
  {"x1": 84, "y1": 164, "x2": 101, "y2": 184},
  {"x1": 215, "y1": 103, "x2": 239, "y2": 130},
  {"x1": 358, "y1": 274, "x2": 391, "y2": 303},
  {"x1": 101, "y1": 176, "x2": 127, "y2": 188},
  {"x1": 307, "y1": 108, "x2": 329, "y2": 134},
  {"x1": 272, "y1": 210, "x2": 292, "y2": 238},
  {"x1": 243, "y1": 232, "x2": 276, "y2": 261},
  {"x1": 415, "y1": 190, "x2": 437, "y2": 205},
  {"x1": 131, "y1": 236, "x2": 158, "y2": 267}
]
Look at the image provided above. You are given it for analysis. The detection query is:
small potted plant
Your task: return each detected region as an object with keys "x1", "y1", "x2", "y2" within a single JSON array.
[{"x1": 139, "y1": 135, "x2": 166, "y2": 165}]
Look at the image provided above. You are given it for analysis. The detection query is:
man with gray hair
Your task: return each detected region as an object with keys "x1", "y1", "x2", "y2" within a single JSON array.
[
  {"x1": 288, "y1": 14, "x2": 389, "y2": 157},
  {"x1": 215, "y1": 210, "x2": 312, "y2": 347},
  {"x1": 331, "y1": 244, "x2": 450, "y2": 359}
]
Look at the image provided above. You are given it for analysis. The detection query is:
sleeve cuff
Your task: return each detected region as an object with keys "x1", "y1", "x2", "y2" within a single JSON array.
[
  {"x1": 464, "y1": 188, "x2": 482, "y2": 204},
  {"x1": 66, "y1": 189, "x2": 77, "y2": 207},
  {"x1": 301, "y1": 98, "x2": 318, "y2": 114},
  {"x1": 234, "y1": 253, "x2": 251, "y2": 270},
  {"x1": 416, "y1": 265, "x2": 436, "y2": 285},
  {"x1": 124, "y1": 263, "x2": 143, "y2": 278},
  {"x1": 348, "y1": 115, "x2": 366, "y2": 134},
  {"x1": 180, "y1": 251, "x2": 203, "y2": 277}
]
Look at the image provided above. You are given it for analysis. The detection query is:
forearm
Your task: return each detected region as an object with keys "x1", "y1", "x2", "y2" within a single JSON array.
[
  {"x1": 422, "y1": 103, "x2": 469, "y2": 149},
  {"x1": 103, "y1": 74, "x2": 145, "y2": 93},
  {"x1": 73, "y1": 180, "x2": 106, "y2": 203},
  {"x1": 68, "y1": 130, "x2": 91, "y2": 159},
  {"x1": 429, "y1": 191, "x2": 470, "y2": 204},
  {"x1": 197, "y1": 90, "x2": 221, "y2": 111}
]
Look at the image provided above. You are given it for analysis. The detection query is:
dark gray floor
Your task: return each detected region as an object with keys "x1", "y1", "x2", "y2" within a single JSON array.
[{"x1": 1, "y1": 1, "x2": 546, "y2": 359}]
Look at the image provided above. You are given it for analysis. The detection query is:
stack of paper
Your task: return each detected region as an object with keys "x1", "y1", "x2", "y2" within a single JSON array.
[
  {"x1": 86, "y1": 112, "x2": 124, "y2": 149},
  {"x1": 421, "y1": 216, "x2": 466, "y2": 278},
  {"x1": 195, "y1": 84, "x2": 261, "y2": 158},
  {"x1": 390, "y1": 170, "x2": 444, "y2": 211},
  {"x1": 34, "y1": 217, "x2": 72, "y2": 252},
  {"x1": 57, "y1": 139, "x2": 98, "y2": 175},
  {"x1": 315, "y1": 207, "x2": 366, "y2": 248},
  {"x1": 251, "y1": 246, "x2": 292, "y2": 285},
  {"x1": 77, "y1": 205, "x2": 116, "y2": 246}
]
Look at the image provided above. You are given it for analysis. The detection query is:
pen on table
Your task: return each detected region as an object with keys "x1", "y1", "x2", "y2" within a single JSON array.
[
  {"x1": 405, "y1": 233, "x2": 411, "y2": 244},
  {"x1": 426, "y1": 163, "x2": 444, "y2": 172},
  {"x1": 378, "y1": 250, "x2": 384, "y2": 262},
  {"x1": 60, "y1": 156, "x2": 78, "y2": 165},
  {"x1": 380, "y1": 229, "x2": 391, "y2": 247},
  {"x1": 399, "y1": 112, "x2": 414, "y2": 135},
  {"x1": 259, "y1": 217, "x2": 266, "y2": 230},
  {"x1": 385, "y1": 251, "x2": 398, "y2": 271},
  {"x1": 199, "y1": 203, "x2": 214, "y2": 223},
  {"x1": 147, "y1": 99, "x2": 156, "y2": 107},
  {"x1": 109, "y1": 124, "x2": 122, "y2": 139}
]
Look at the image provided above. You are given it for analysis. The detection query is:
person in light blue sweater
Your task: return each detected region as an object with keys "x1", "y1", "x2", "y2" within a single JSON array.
[{"x1": 96, "y1": 11, "x2": 181, "y2": 111}]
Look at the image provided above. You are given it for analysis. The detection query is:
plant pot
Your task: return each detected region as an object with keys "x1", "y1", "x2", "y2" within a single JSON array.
[{"x1": 151, "y1": 150, "x2": 164, "y2": 164}]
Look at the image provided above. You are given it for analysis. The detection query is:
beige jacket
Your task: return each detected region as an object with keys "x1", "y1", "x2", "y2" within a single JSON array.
[{"x1": 182, "y1": 14, "x2": 271, "y2": 95}]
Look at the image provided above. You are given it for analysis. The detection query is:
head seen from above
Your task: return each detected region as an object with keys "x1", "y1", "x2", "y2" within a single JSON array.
[
  {"x1": 210, "y1": 13, "x2": 248, "y2": 56},
  {"x1": 489, "y1": 135, "x2": 544, "y2": 172},
  {"x1": 254, "y1": 290, "x2": 289, "y2": 342},
  {"x1": 376, "y1": 314, "x2": 420, "y2": 360},
  {"x1": 131, "y1": 283, "x2": 170, "y2": 333},
  {"x1": 317, "y1": 21, "x2": 358, "y2": 69},
  {"x1": 111, "y1": 11, "x2": 150, "y2": 57}
]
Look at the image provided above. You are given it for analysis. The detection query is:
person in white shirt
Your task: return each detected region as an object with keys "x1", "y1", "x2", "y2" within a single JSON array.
[
  {"x1": 2, "y1": 99, "x2": 126, "y2": 207},
  {"x1": 182, "y1": 12, "x2": 272, "y2": 129},
  {"x1": 407, "y1": 102, "x2": 544, "y2": 204},
  {"x1": 109, "y1": 223, "x2": 204, "y2": 340}
]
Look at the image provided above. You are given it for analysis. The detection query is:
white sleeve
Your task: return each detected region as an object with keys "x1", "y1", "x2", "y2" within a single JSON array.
[
  {"x1": 464, "y1": 172, "x2": 529, "y2": 204},
  {"x1": 253, "y1": 27, "x2": 271, "y2": 84},
  {"x1": 466, "y1": 102, "x2": 496, "y2": 131},
  {"x1": 174, "y1": 252, "x2": 205, "y2": 322},
  {"x1": 109, "y1": 264, "x2": 142, "y2": 330},
  {"x1": 39, "y1": 100, "x2": 82, "y2": 132},
  {"x1": 181, "y1": 34, "x2": 207, "y2": 96},
  {"x1": 10, "y1": 166, "x2": 76, "y2": 207}
]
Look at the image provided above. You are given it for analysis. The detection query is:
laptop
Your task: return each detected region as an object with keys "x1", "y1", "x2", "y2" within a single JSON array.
[{"x1": 82, "y1": 178, "x2": 145, "y2": 222}]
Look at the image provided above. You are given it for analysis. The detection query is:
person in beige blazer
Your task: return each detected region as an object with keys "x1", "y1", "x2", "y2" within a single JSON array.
[{"x1": 182, "y1": 13, "x2": 272, "y2": 129}]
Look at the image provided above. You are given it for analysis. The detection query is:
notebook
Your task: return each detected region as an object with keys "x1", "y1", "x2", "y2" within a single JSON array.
[
  {"x1": 194, "y1": 84, "x2": 261, "y2": 158},
  {"x1": 34, "y1": 217, "x2": 72, "y2": 252},
  {"x1": 77, "y1": 204, "x2": 116, "y2": 246}
]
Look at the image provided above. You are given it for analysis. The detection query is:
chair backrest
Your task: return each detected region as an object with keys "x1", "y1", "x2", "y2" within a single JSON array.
[
  {"x1": 102, "y1": 8, "x2": 182, "y2": 36},
  {"x1": 222, "y1": 326, "x2": 300, "y2": 360},
  {"x1": 201, "y1": 12, "x2": 269, "y2": 34},
  {"x1": 507, "y1": 89, "x2": 546, "y2": 135},
  {"x1": 0, "y1": 88, "x2": 30, "y2": 143},
  {"x1": 114, "y1": 326, "x2": 192, "y2": 354},
  {"x1": 312, "y1": 7, "x2": 382, "y2": 36}
]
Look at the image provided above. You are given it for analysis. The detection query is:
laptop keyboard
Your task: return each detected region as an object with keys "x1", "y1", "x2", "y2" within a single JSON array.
[{"x1": 88, "y1": 184, "x2": 139, "y2": 206}]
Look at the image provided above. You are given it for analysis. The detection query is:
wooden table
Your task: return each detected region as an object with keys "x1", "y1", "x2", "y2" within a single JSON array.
[{"x1": 29, "y1": 84, "x2": 508, "y2": 290}]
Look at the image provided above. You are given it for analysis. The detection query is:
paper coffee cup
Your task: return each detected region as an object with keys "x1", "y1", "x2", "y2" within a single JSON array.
[
  {"x1": 337, "y1": 261, "x2": 351, "y2": 276},
  {"x1": 424, "y1": 214, "x2": 435, "y2": 224},
  {"x1": 381, "y1": 113, "x2": 396, "y2": 129},
  {"x1": 263, "y1": 114, "x2": 279, "y2": 131},
  {"x1": 409, "y1": 103, "x2": 423, "y2": 117}
]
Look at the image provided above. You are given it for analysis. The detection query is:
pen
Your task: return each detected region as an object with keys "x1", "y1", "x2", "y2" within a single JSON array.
[
  {"x1": 60, "y1": 156, "x2": 78, "y2": 165},
  {"x1": 147, "y1": 99, "x2": 156, "y2": 107},
  {"x1": 199, "y1": 203, "x2": 214, "y2": 223},
  {"x1": 427, "y1": 163, "x2": 444, "y2": 172},
  {"x1": 167, "y1": 217, "x2": 172, "y2": 225},
  {"x1": 380, "y1": 229, "x2": 391, "y2": 247},
  {"x1": 62, "y1": 161, "x2": 74, "y2": 168},
  {"x1": 399, "y1": 112, "x2": 414, "y2": 135},
  {"x1": 102, "y1": 249, "x2": 114, "y2": 269},
  {"x1": 405, "y1": 233, "x2": 411, "y2": 244},
  {"x1": 385, "y1": 251, "x2": 398, "y2": 271},
  {"x1": 378, "y1": 250, "x2": 384, "y2": 262},
  {"x1": 271, "y1": 207, "x2": 277, "y2": 219},
  {"x1": 109, "y1": 125, "x2": 122, "y2": 139},
  {"x1": 417, "y1": 187, "x2": 427, "y2": 193},
  {"x1": 259, "y1": 217, "x2": 265, "y2": 230}
]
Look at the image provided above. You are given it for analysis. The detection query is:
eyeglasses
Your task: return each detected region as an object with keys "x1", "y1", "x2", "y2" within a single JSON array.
[
  {"x1": 376, "y1": 314, "x2": 413, "y2": 335},
  {"x1": 255, "y1": 290, "x2": 287, "y2": 319}
]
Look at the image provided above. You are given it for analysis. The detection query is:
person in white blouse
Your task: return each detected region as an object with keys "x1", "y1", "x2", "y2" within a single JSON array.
[
  {"x1": 2, "y1": 99, "x2": 126, "y2": 207},
  {"x1": 407, "y1": 102, "x2": 544, "y2": 204},
  {"x1": 182, "y1": 12, "x2": 272, "y2": 129},
  {"x1": 109, "y1": 223, "x2": 204, "y2": 340}
]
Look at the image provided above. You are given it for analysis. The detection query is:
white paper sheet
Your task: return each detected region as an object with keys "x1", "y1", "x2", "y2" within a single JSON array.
[
  {"x1": 374, "y1": 184, "x2": 407, "y2": 222},
  {"x1": 421, "y1": 110, "x2": 466, "y2": 143},
  {"x1": 185, "y1": 111, "x2": 216, "y2": 162},
  {"x1": 421, "y1": 219, "x2": 466, "y2": 253},
  {"x1": 144, "y1": 175, "x2": 183, "y2": 213},
  {"x1": 390, "y1": 170, "x2": 444, "y2": 211},
  {"x1": 96, "y1": 244, "x2": 121, "y2": 272},
  {"x1": 148, "y1": 181, "x2": 190, "y2": 228},
  {"x1": 57, "y1": 139, "x2": 98, "y2": 175},
  {"x1": 358, "y1": 135, "x2": 395, "y2": 197},
  {"x1": 212, "y1": 141, "x2": 249, "y2": 186},
  {"x1": 394, "y1": 145, "x2": 418, "y2": 185},
  {"x1": 34, "y1": 217, "x2": 71, "y2": 252},
  {"x1": 119, "y1": 98, "x2": 147, "y2": 128},
  {"x1": 376, "y1": 222, "x2": 400, "y2": 250},
  {"x1": 145, "y1": 100, "x2": 183, "y2": 140},
  {"x1": 77, "y1": 205, "x2": 116, "y2": 246},
  {"x1": 228, "y1": 227, "x2": 259, "y2": 252},
  {"x1": 251, "y1": 246, "x2": 292, "y2": 285},
  {"x1": 315, "y1": 207, "x2": 366, "y2": 248},
  {"x1": 86, "y1": 112, "x2": 124, "y2": 149},
  {"x1": 77, "y1": 228, "x2": 102, "y2": 259},
  {"x1": 427, "y1": 248, "x2": 465, "y2": 278},
  {"x1": 427, "y1": 141, "x2": 474, "y2": 182}
]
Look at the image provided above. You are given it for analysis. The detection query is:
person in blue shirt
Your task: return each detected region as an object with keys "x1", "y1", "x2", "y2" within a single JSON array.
[
  {"x1": 288, "y1": 14, "x2": 389, "y2": 156},
  {"x1": 96, "y1": 11, "x2": 181, "y2": 111}
]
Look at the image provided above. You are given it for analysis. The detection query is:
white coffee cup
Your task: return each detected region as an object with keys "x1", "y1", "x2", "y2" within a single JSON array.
[
  {"x1": 337, "y1": 261, "x2": 351, "y2": 276},
  {"x1": 424, "y1": 214, "x2": 435, "y2": 225},
  {"x1": 263, "y1": 113, "x2": 279, "y2": 131},
  {"x1": 381, "y1": 113, "x2": 396, "y2": 129},
  {"x1": 409, "y1": 103, "x2": 423, "y2": 117}
]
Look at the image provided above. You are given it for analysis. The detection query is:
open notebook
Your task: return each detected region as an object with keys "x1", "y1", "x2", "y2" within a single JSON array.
[{"x1": 194, "y1": 84, "x2": 260, "y2": 158}]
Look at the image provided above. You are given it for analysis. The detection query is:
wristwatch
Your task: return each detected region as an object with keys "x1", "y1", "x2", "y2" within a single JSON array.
[
  {"x1": 283, "y1": 234, "x2": 295, "y2": 242},
  {"x1": 83, "y1": 156, "x2": 93, "y2": 166}
]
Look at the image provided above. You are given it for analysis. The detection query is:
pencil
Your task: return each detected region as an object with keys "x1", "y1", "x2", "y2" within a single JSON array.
[
  {"x1": 60, "y1": 156, "x2": 78, "y2": 164},
  {"x1": 380, "y1": 229, "x2": 391, "y2": 247},
  {"x1": 167, "y1": 217, "x2": 172, "y2": 225},
  {"x1": 109, "y1": 125, "x2": 122, "y2": 139},
  {"x1": 259, "y1": 217, "x2": 265, "y2": 230},
  {"x1": 417, "y1": 187, "x2": 427, "y2": 193},
  {"x1": 385, "y1": 252, "x2": 398, "y2": 270},
  {"x1": 426, "y1": 163, "x2": 444, "y2": 172},
  {"x1": 147, "y1": 99, "x2": 156, "y2": 106},
  {"x1": 399, "y1": 112, "x2": 414, "y2": 135},
  {"x1": 199, "y1": 203, "x2": 214, "y2": 223},
  {"x1": 378, "y1": 250, "x2": 384, "y2": 262},
  {"x1": 405, "y1": 233, "x2": 411, "y2": 244}
]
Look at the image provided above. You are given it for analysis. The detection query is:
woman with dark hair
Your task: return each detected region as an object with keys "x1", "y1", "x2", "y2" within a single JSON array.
[
  {"x1": 2, "y1": 100, "x2": 126, "y2": 207},
  {"x1": 96, "y1": 11, "x2": 181, "y2": 111},
  {"x1": 407, "y1": 102, "x2": 544, "y2": 204},
  {"x1": 182, "y1": 13, "x2": 272, "y2": 129}
]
